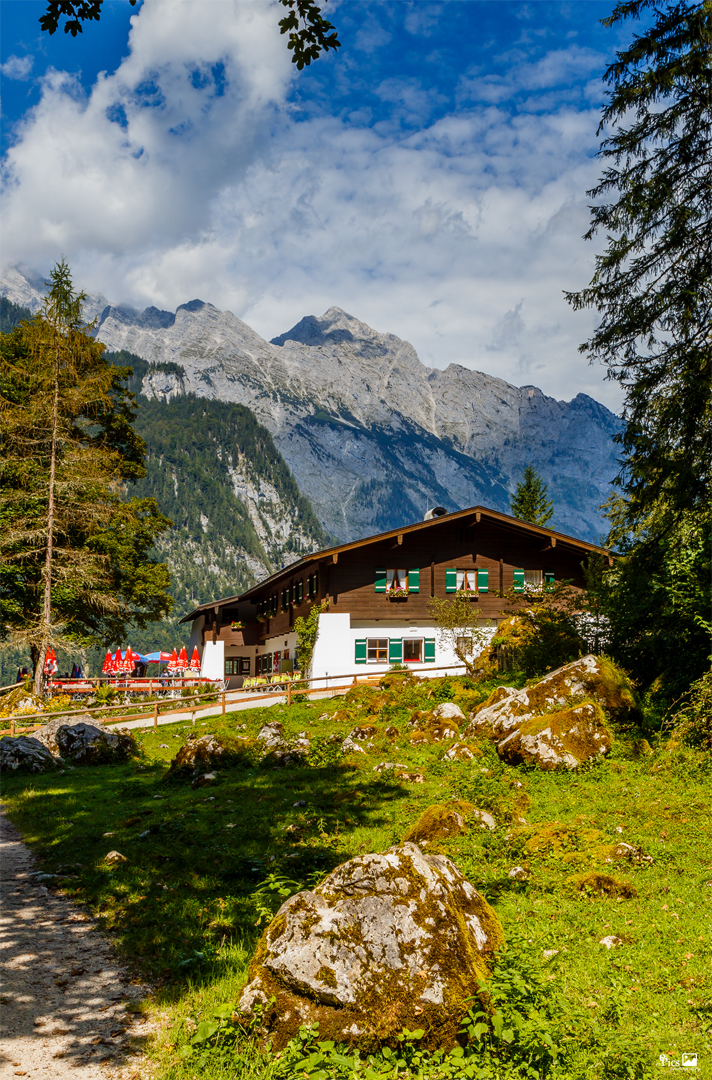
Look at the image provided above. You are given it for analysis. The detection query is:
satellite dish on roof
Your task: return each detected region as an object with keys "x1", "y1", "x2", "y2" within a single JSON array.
[{"x1": 424, "y1": 506, "x2": 447, "y2": 520}]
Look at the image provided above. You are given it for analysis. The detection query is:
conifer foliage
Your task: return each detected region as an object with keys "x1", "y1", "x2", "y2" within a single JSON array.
[
  {"x1": 510, "y1": 465, "x2": 554, "y2": 527},
  {"x1": 0, "y1": 262, "x2": 173, "y2": 691},
  {"x1": 566, "y1": 0, "x2": 712, "y2": 526}
]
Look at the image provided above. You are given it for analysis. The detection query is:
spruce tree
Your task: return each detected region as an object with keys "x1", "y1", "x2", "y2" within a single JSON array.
[
  {"x1": 0, "y1": 261, "x2": 173, "y2": 691},
  {"x1": 510, "y1": 465, "x2": 554, "y2": 527},
  {"x1": 566, "y1": 0, "x2": 711, "y2": 528}
]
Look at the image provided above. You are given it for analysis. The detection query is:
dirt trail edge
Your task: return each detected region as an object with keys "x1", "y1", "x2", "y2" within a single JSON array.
[{"x1": 0, "y1": 812, "x2": 153, "y2": 1080}]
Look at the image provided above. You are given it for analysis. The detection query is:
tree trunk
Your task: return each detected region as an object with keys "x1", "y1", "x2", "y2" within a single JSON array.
[{"x1": 33, "y1": 357, "x2": 60, "y2": 698}]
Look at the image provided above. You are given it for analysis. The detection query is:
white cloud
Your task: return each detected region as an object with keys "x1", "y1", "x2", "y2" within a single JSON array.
[
  {"x1": 1, "y1": 54, "x2": 34, "y2": 80},
  {"x1": 0, "y1": 2, "x2": 621, "y2": 411}
]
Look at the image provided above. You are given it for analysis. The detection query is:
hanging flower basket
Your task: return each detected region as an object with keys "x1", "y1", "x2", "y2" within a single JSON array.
[
  {"x1": 388, "y1": 587, "x2": 408, "y2": 601},
  {"x1": 230, "y1": 621, "x2": 245, "y2": 630}
]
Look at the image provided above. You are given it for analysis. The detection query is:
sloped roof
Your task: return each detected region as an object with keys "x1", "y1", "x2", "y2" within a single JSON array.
[{"x1": 179, "y1": 504, "x2": 609, "y2": 624}]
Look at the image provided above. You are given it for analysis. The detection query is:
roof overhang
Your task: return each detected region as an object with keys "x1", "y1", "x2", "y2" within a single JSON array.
[{"x1": 178, "y1": 504, "x2": 612, "y2": 623}]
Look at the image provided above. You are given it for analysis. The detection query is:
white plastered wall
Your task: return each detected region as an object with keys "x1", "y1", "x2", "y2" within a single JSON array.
[{"x1": 309, "y1": 614, "x2": 497, "y2": 687}]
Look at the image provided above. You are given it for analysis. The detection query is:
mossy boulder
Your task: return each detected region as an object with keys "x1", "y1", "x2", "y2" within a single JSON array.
[
  {"x1": 165, "y1": 733, "x2": 254, "y2": 778},
  {"x1": 497, "y1": 701, "x2": 612, "y2": 770},
  {"x1": 466, "y1": 655, "x2": 639, "y2": 742},
  {"x1": 571, "y1": 872, "x2": 637, "y2": 898},
  {"x1": 403, "y1": 801, "x2": 475, "y2": 844},
  {"x1": 238, "y1": 842, "x2": 503, "y2": 1051}
]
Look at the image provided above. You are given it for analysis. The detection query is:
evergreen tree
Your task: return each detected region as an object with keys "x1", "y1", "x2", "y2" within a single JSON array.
[
  {"x1": 0, "y1": 261, "x2": 173, "y2": 692},
  {"x1": 566, "y1": 0, "x2": 711, "y2": 529},
  {"x1": 510, "y1": 465, "x2": 554, "y2": 527}
]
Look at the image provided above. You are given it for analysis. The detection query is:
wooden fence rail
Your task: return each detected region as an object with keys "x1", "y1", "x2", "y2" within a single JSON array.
[{"x1": 0, "y1": 663, "x2": 467, "y2": 738}]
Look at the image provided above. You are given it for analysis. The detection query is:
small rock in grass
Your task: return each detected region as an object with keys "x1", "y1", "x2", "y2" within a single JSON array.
[
  {"x1": 573, "y1": 873, "x2": 637, "y2": 898},
  {"x1": 443, "y1": 743, "x2": 475, "y2": 762},
  {"x1": 349, "y1": 725, "x2": 378, "y2": 741},
  {"x1": 542, "y1": 949, "x2": 559, "y2": 959},
  {"x1": 104, "y1": 851, "x2": 127, "y2": 865},
  {"x1": 508, "y1": 866, "x2": 529, "y2": 880},
  {"x1": 473, "y1": 810, "x2": 496, "y2": 831},
  {"x1": 293, "y1": 800, "x2": 307, "y2": 807},
  {"x1": 397, "y1": 771, "x2": 425, "y2": 783},
  {"x1": 191, "y1": 771, "x2": 218, "y2": 789},
  {"x1": 373, "y1": 762, "x2": 406, "y2": 773},
  {"x1": 433, "y1": 702, "x2": 465, "y2": 721},
  {"x1": 384, "y1": 726, "x2": 400, "y2": 738},
  {"x1": 341, "y1": 737, "x2": 365, "y2": 754},
  {"x1": 403, "y1": 802, "x2": 473, "y2": 844},
  {"x1": 599, "y1": 935, "x2": 624, "y2": 949},
  {"x1": 158, "y1": 744, "x2": 169, "y2": 749},
  {"x1": 102, "y1": 832, "x2": 116, "y2": 838}
]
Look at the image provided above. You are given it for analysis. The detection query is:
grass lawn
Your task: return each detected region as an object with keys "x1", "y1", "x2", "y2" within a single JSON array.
[{"x1": 2, "y1": 673, "x2": 710, "y2": 1079}]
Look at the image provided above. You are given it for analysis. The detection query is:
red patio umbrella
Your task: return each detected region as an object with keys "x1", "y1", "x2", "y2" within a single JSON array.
[
  {"x1": 112, "y1": 648, "x2": 123, "y2": 674},
  {"x1": 101, "y1": 650, "x2": 113, "y2": 675},
  {"x1": 123, "y1": 646, "x2": 136, "y2": 674},
  {"x1": 178, "y1": 646, "x2": 188, "y2": 671},
  {"x1": 44, "y1": 649, "x2": 58, "y2": 676},
  {"x1": 167, "y1": 648, "x2": 179, "y2": 673},
  {"x1": 188, "y1": 647, "x2": 201, "y2": 674}
]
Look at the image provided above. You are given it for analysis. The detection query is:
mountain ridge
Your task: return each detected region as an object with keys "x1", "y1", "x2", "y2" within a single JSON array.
[{"x1": 1, "y1": 269, "x2": 621, "y2": 544}]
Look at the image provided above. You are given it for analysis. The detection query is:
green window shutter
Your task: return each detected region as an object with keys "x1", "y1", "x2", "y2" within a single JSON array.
[
  {"x1": 445, "y1": 568, "x2": 457, "y2": 593},
  {"x1": 375, "y1": 568, "x2": 388, "y2": 593},
  {"x1": 424, "y1": 638, "x2": 436, "y2": 662},
  {"x1": 355, "y1": 639, "x2": 367, "y2": 664},
  {"x1": 544, "y1": 570, "x2": 555, "y2": 587},
  {"x1": 477, "y1": 569, "x2": 489, "y2": 593},
  {"x1": 408, "y1": 568, "x2": 420, "y2": 593},
  {"x1": 513, "y1": 569, "x2": 525, "y2": 592},
  {"x1": 389, "y1": 638, "x2": 403, "y2": 663}
]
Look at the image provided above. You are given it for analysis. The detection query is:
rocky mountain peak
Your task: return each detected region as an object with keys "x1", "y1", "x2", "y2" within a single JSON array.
[{"x1": 1, "y1": 266, "x2": 621, "y2": 542}]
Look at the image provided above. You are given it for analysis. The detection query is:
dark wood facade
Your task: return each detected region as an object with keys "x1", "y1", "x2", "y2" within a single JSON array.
[{"x1": 182, "y1": 505, "x2": 610, "y2": 646}]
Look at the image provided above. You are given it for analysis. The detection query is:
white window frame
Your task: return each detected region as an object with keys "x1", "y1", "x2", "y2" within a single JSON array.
[
  {"x1": 456, "y1": 569, "x2": 477, "y2": 592},
  {"x1": 386, "y1": 569, "x2": 409, "y2": 594},
  {"x1": 403, "y1": 638, "x2": 423, "y2": 663},
  {"x1": 456, "y1": 636, "x2": 474, "y2": 656},
  {"x1": 367, "y1": 638, "x2": 389, "y2": 663}
]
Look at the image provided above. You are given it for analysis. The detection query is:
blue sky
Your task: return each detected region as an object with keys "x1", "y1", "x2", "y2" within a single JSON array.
[{"x1": 0, "y1": 1, "x2": 633, "y2": 408}]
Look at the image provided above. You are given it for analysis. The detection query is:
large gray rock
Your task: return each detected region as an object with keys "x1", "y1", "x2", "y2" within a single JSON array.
[
  {"x1": 33, "y1": 713, "x2": 94, "y2": 756},
  {"x1": 466, "y1": 656, "x2": 637, "y2": 741},
  {"x1": 497, "y1": 701, "x2": 612, "y2": 771},
  {"x1": 239, "y1": 842, "x2": 503, "y2": 1050},
  {"x1": 50, "y1": 723, "x2": 136, "y2": 765},
  {"x1": 0, "y1": 736, "x2": 61, "y2": 774}
]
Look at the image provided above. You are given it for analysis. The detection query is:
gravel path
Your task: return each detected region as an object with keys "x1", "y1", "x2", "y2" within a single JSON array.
[{"x1": 0, "y1": 814, "x2": 151, "y2": 1080}]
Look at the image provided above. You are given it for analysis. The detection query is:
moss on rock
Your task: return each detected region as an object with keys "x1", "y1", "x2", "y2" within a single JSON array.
[
  {"x1": 238, "y1": 842, "x2": 503, "y2": 1051},
  {"x1": 403, "y1": 801, "x2": 476, "y2": 844},
  {"x1": 497, "y1": 700, "x2": 612, "y2": 770},
  {"x1": 571, "y1": 872, "x2": 638, "y2": 898}
]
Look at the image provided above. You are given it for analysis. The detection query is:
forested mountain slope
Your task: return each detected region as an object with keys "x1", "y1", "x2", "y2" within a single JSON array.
[{"x1": 108, "y1": 351, "x2": 329, "y2": 618}]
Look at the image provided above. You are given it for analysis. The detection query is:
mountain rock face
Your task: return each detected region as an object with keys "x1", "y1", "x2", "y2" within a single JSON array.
[{"x1": 1, "y1": 272, "x2": 621, "y2": 543}]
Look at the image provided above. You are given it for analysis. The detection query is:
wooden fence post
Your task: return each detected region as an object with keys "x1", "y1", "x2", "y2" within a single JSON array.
[
  {"x1": 10, "y1": 717, "x2": 15, "y2": 737},
  {"x1": 221, "y1": 692, "x2": 225, "y2": 717},
  {"x1": 287, "y1": 680, "x2": 292, "y2": 706},
  {"x1": 153, "y1": 702, "x2": 158, "y2": 729}
]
